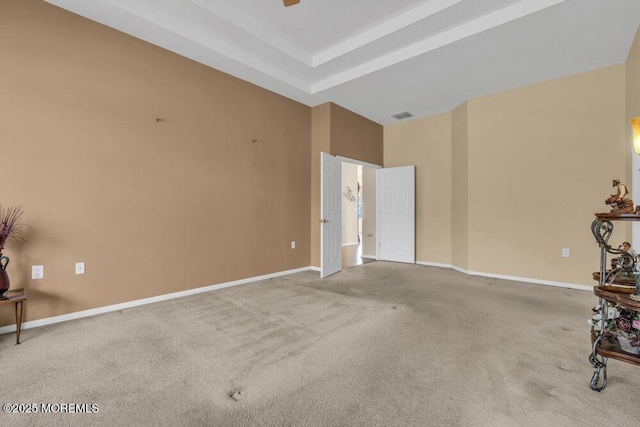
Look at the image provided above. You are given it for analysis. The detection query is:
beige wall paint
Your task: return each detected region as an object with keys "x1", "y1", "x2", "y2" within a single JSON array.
[
  {"x1": 627, "y1": 26, "x2": 640, "y2": 119},
  {"x1": 341, "y1": 163, "x2": 359, "y2": 245},
  {"x1": 362, "y1": 167, "x2": 377, "y2": 257},
  {"x1": 384, "y1": 112, "x2": 452, "y2": 264},
  {"x1": 310, "y1": 103, "x2": 383, "y2": 267},
  {"x1": 626, "y1": 26, "x2": 640, "y2": 246},
  {"x1": 467, "y1": 65, "x2": 626, "y2": 285},
  {"x1": 0, "y1": 0, "x2": 311, "y2": 326},
  {"x1": 385, "y1": 63, "x2": 628, "y2": 285},
  {"x1": 451, "y1": 102, "x2": 469, "y2": 269}
]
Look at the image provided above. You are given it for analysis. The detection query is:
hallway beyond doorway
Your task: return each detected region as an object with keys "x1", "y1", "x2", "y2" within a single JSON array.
[{"x1": 342, "y1": 240, "x2": 375, "y2": 269}]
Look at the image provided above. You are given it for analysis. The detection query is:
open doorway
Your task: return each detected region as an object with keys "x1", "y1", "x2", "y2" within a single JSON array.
[
  {"x1": 341, "y1": 162, "x2": 376, "y2": 269},
  {"x1": 320, "y1": 153, "x2": 415, "y2": 277}
]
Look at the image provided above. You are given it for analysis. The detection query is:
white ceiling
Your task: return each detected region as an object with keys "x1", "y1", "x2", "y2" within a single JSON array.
[{"x1": 46, "y1": 0, "x2": 640, "y2": 125}]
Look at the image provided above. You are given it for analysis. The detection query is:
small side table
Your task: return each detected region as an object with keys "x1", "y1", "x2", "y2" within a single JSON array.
[{"x1": 0, "y1": 288, "x2": 26, "y2": 345}]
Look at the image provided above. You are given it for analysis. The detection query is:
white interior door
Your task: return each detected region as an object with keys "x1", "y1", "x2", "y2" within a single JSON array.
[
  {"x1": 321, "y1": 152, "x2": 342, "y2": 278},
  {"x1": 377, "y1": 166, "x2": 415, "y2": 263}
]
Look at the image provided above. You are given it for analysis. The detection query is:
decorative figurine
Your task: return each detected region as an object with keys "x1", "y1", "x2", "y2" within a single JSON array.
[
  {"x1": 621, "y1": 242, "x2": 638, "y2": 260},
  {"x1": 612, "y1": 242, "x2": 638, "y2": 276},
  {"x1": 605, "y1": 179, "x2": 635, "y2": 214}
]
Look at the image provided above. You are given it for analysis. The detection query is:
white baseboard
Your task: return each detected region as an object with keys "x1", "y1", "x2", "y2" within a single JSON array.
[
  {"x1": 450, "y1": 265, "x2": 468, "y2": 274},
  {"x1": 0, "y1": 266, "x2": 315, "y2": 336},
  {"x1": 416, "y1": 261, "x2": 452, "y2": 269},
  {"x1": 465, "y1": 270, "x2": 593, "y2": 291},
  {"x1": 417, "y1": 261, "x2": 592, "y2": 291},
  {"x1": 310, "y1": 266, "x2": 321, "y2": 272},
  {"x1": 361, "y1": 254, "x2": 377, "y2": 260},
  {"x1": 341, "y1": 242, "x2": 359, "y2": 247}
]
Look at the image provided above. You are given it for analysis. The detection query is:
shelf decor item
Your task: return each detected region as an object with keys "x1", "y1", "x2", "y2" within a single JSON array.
[
  {"x1": 601, "y1": 303, "x2": 640, "y2": 355},
  {"x1": 0, "y1": 205, "x2": 28, "y2": 299},
  {"x1": 605, "y1": 179, "x2": 634, "y2": 214},
  {"x1": 633, "y1": 268, "x2": 640, "y2": 302},
  {"x1": 0, "y1": 256, "x2": 9, "y2": 299},
  {"x1": 618, "y1": 334, "x2": 640, "y2": 355}
]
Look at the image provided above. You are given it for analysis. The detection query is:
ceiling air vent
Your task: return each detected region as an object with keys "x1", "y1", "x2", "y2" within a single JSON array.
[{"x1": 391, "y1": 111, "x2": 413, "y2": 120}]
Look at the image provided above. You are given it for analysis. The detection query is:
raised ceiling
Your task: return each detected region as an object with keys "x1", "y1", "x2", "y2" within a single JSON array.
[{"x1": 46, "y1": 0, "x2": 640, "y2": 125}]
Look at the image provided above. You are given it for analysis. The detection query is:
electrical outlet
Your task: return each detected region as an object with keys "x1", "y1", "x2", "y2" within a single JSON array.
[
  {"x1": 291, "y1": 241, "x2": 296, "y2": 249},
  {"x1": 32, "y1": 265, "x2": 44, "y2": 280},
  {"x1": 562, "y1": 248, "x2": 570, "y2": 258},
  {"x1": 75, "y1": 262, "x2": 85, "y2": 275}
]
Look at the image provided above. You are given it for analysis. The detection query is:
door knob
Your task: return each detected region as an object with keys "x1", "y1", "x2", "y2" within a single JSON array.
[{"x1": 319, "y1": 219, "x2": 329, "y2": 223}]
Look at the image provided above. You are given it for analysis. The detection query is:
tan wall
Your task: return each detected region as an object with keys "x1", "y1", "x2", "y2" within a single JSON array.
[
  {"x1": 310, "y1": 104, "x2": 331, "y2": 268},
  {"x1": 384, "y1": 112, "x2": 452, "y2": 264},
  {"x1": 467, "y1": 65, "x2": 626, "y2": 284},
  {"x1": 0, "y1": 0, "x2": 311, "y2": 326},
  {"x1": 341, "y1": 162, "x2": 359, "y2": 245},
  {"x1": 361, "y1": 167, "x2": 377, "y2": 257},
  {"x1": 451, "y1": 102, "x2": 469, "y2": 269},
  {"x1": 330, "y1": 104, "x2": 383, "y2": 166},
  {"x1": 310, "y1": 103, "x2": 383, "y2": 267}
]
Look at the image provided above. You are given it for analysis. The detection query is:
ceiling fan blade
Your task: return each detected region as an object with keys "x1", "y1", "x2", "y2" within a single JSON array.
[{"x1": 283, "y1": 0, "x2": 301, "y2": 6}]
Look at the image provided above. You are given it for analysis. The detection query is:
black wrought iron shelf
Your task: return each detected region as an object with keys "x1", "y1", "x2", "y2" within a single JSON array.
[
  {"x1": 595, "y1": 213, "x2": 640, "y2": 221},
  {"x1": 591, "y1": 272, "x2": 635, "y2": 287},
  {"x1": 591, "y1": 331, "x2": 640, "y2": 366},
  {"x1": 589, "y1": 214, "x2": 640, "y2": 391}
]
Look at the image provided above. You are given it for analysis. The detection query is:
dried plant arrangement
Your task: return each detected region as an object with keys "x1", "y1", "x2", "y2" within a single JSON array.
[{"x1": 0, "y1": 205, "x2": 28, "y2": 253}]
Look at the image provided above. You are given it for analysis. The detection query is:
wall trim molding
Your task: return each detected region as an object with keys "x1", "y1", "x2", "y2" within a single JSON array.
[
  {"x1": 450, "y1": 265, "x2": 468, "y2": 274},
  {"x1": 0, "y1": 266, "x2": 315, "y2": 336},
  {"x1": 361, "y1": 254, "x2": 377, "y2": 259},
  {"x1": 417, "y1": 261, "x2": 592, "y2": 291},
  {"x1": 336, "y1": 156, "x2": 382, "y2": 169},
  {"x1": 341, "y1": 242, "x2": 359, "y2": 247},
  {"x1": 416, "y1": 261, "x2": 452, "y2": 269},
  {"x1": 310, "y1": 266, "x2": 321, "y2": 272},
  {"x1": 467, "y1": 270, "x2": 593, "y2": 291}
]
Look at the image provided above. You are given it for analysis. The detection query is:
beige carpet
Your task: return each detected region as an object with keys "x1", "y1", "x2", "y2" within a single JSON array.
[{"x1": 0, "y1": 262, "x2": 637, "y2": 426}]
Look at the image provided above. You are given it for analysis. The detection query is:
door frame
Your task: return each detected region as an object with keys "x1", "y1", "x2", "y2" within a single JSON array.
[{"x1": 336, "y1": 156, "x2": 382, "y2": 260}]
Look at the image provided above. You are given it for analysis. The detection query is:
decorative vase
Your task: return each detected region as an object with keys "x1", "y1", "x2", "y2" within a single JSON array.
[
  {"x1": 617, "y1": 335, "x2": 640, "y2": 355},
  {"x1": 0, "y1": 255, "x2": 9, "y2": 299}
]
